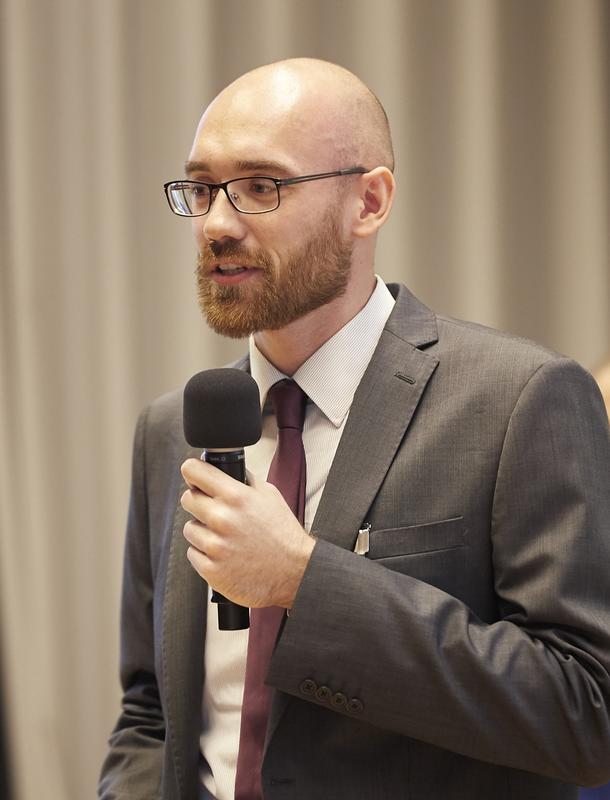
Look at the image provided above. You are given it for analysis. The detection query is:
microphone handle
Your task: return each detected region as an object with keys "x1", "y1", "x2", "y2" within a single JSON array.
[{"x1": 202, "y1": 449, "x2": 250, "y2": 630}]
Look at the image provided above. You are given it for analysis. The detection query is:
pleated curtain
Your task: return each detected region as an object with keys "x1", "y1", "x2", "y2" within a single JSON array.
[{"x1": 0, "y1": 1, "x2": 608, "y2": 798}]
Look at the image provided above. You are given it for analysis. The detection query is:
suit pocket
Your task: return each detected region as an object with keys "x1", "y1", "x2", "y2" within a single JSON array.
[{"x1": 367, "y1": 516, "x2": 465, "y2": 560}]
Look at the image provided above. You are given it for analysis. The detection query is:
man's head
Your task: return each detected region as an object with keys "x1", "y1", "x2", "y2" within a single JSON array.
[{"x1": 184, "y1": 58, "x2": 395, "y2": 338}]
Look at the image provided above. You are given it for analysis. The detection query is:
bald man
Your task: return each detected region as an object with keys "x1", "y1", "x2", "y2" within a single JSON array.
[{"x1": 99, "y1": 59, "x2": 610, "y2": 800}]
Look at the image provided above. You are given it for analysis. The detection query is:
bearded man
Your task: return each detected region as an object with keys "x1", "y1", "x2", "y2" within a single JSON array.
[{"x1": 99, "y1": 59, "x2": 610, "y2": 800}]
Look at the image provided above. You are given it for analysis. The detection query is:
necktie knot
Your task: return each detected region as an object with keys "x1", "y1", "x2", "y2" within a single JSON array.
[{"x1": 268, "y1": 379, "x2": 307, "y2": 432}]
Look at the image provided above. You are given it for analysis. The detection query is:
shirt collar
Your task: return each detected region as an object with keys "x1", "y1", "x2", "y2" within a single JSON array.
[{"x1": 249, "y1": 276, "x2": 395, "y2": 427}]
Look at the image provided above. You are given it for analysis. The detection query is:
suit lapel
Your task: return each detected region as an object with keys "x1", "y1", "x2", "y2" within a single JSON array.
[
  {"x1": 311, "y1": 284, "x2": 438, "y2": 550},
  {"x1": 163, "y1": 447, "x2": 207, "y2": 799}
]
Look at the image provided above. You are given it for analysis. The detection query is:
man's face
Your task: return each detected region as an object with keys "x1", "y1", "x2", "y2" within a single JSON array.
[
  {"x1": 187, "y1": 88, "x2": 356, "y2": 338},
  {"x1": 195, "y1": 206, "x2": 352, "y2": 339}
]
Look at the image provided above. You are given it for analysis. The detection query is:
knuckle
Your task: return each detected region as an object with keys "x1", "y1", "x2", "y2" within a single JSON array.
[
  {"x1": 206, "y1": 504, "x2": 227, "y2": 532},
  {"x1": 224, "y1": 482, "x2": 243, "y2": 506}
]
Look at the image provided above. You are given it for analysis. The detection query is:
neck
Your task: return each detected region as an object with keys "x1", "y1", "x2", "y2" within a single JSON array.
[{"x1": 254, "y1": 273, "x2": 376, "y2": 376}]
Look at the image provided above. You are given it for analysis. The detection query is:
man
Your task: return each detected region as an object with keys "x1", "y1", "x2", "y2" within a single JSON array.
[{"x1": 99, "y1": 59, "x2": 610, "y2": 799}]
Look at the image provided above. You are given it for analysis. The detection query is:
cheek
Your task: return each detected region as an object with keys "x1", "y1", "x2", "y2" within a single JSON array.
[
  {"x1": 191, "y1": 219, "x2": 206, "y2": 249},
  {"x1": 250, "y1": 223, "x2": 283, "y2": 265}
]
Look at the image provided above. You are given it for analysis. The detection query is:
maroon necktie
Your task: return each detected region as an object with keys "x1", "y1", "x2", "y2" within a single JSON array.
[{"x1": 234, "y1": 379, "x2": 307, "y2": 800}]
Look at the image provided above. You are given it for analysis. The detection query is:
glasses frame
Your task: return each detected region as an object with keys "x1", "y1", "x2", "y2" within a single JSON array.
[{"x1": 163, "y1": 167, "x2": 368, "y2": 217}]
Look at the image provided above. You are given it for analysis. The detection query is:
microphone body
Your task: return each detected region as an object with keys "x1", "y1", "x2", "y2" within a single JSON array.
[
  {"x1": 203, "y1": 448, "x2": 246, "y2": 483},
  {"x1": 202, "y1": 449, "x2": 250, "y2": 630},
  {"x1": 183, "y1": 368, "x2": 262, "y2": 631}
]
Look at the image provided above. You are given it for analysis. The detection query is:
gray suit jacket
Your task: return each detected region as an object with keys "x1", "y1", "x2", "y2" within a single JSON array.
[{"x1": 99, "y1": 285, "x2": 610, "y2": 799}]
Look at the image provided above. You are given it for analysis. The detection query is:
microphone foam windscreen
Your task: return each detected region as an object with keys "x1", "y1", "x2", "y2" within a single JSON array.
[{"x1": 183, "y1": 368, "x2": 262, "y2": 449}]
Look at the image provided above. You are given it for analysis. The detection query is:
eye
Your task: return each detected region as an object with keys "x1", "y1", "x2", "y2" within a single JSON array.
[
  {"x1": 248, "y1": 179, "x2": 275, "y2": 195},
  {"x1": 227, "y1": 177, "x2": 278, "y2": 212}
]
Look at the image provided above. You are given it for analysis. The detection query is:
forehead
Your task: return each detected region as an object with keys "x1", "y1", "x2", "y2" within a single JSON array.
[
  {"x1": 189, "y1": 126, "x2": 303, "y2": 177},
  {"x1": 188, "y1": 79, "x2": 341, "y2": 176}
]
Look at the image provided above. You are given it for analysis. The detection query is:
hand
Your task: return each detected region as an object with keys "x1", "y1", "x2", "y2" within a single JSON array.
[{"x1": 180, "y1": 458, "x2": 315, "y2": 608}]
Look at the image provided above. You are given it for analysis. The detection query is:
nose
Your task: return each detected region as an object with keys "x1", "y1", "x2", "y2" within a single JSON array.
[{"x1": 201, "y1": 186, "x2": 247, "y2": 243}]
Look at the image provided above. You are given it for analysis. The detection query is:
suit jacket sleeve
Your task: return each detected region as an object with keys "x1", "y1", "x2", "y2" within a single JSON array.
[
  {"x1": 98, "y1": 406, "x2": 165, "y2": 799},
  {"x1": 267, "y1": 357, "x2": 610, "y2": 787}
]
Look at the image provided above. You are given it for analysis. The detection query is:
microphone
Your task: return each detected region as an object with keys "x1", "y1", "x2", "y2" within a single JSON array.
[{"x1": 183, "y1": 368, "x2": 262, "y2": 630}]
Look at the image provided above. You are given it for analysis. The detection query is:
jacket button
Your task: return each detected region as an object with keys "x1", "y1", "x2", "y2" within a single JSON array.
[
  {"x1": 315, "y1": 685, "x2": 332, "y2": 702},
  {"x1": 331, "y1": 692, "x2": 347, "y2": 709},
  {"x1": 347, "y1": 698, "x2": 364, "y2": 714},
  {"x1": 300, "y1": 679, "x2": 317, "y2": 696}
]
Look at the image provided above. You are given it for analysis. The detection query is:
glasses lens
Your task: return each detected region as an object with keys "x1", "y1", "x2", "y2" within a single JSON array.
[
  {"x1": 227, "y1": 178, "x2": 279, "y2": 213},
  {"x1": 168, "y1": 182, "x2": 210, "y2": 216}
]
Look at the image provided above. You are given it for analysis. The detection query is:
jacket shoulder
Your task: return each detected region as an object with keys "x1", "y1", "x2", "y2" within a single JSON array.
[
  {"x1": 433, "y1": 313, "x2": 582, "y2": 382},
  {"x1": 437, "y1": 313, "x2": 560, "y2": 361},
  {"x1": 425, "y1": 312, "x2": 605, "y2": 421}
]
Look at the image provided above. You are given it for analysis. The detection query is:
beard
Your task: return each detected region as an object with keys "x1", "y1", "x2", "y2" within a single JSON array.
[{"x1": 195, "y1": 213, "x2": 353, "y2": 338}]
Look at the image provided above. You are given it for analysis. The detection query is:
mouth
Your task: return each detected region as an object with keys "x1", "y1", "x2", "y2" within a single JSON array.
[
  {"x1": 209, "y1": 262, "x2": 263, "y2": 285},
  {"x1": 214, "y1": 263, "x2": 250, "y2": 276}
]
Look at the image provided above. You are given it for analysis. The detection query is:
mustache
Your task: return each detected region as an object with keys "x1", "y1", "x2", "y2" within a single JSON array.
[
  {"x1": 208, "y1": 240, "x2": 249, "y2": 259},
  {"x1": 198, "y1": 240, "x2": 273, "y2": 270}
]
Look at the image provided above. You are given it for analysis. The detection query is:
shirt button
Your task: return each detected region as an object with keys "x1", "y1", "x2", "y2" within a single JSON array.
[
  {"x1": 331, "y1": 692, "x2": 348, "y2": 709},
  {"x1": 300, "y1": 679, "x2": 317, "y2": 696},
  {"x1": 315, "y1": 685, "x2": 332, "y2": 702},
  {"x1": 347, "y1": 698, "x2": 364, "y2": 714}
]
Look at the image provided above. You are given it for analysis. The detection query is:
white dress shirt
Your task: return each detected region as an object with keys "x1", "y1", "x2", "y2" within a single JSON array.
[{"x1": 199, "y1": 277, "x2": 395, "y2": 799}]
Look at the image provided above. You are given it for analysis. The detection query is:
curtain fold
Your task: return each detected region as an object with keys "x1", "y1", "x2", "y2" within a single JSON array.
[{"x1": 0, "y1": 1, "x2": 608, "y2": 798}]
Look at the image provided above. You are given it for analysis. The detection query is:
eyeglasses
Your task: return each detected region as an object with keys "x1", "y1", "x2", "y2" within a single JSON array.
[{"x1": 163, "y1": 167, "x2": 367, "y2": 216}]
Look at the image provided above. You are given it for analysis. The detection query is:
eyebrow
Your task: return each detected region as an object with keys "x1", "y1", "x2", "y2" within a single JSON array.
[{"x1": 184, "y1": 158, "x2": 293, "y2": 177}]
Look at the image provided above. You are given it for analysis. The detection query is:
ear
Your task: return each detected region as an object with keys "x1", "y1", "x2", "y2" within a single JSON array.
[{"x1": 350, "y1": 167, "x2": 395, "y2": 238}]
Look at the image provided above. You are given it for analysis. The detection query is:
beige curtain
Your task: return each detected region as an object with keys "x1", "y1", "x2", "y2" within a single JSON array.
[{"x1": 0, "y1": 1, "x2": 608, "y2": 798}]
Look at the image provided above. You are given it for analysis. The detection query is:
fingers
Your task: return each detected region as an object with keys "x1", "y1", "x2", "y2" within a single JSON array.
[
  {"x1": 181, "y1": 457, "x2": 240, "y2": 497},
  {"x1": 183, "y1": 518, "x2": 217, "y2": 572},
  {"x1": 180, "y1": 482, "x2": 209, "y2": 517},
  {"x1": 183, "y1": 517, "x2": 207, "y2": 551},
  {"x1": 181, "y1": 480, "x2": 237, "y2": 536},
  {"x1": 183, "y1": 516, "x2": 228, "y2": 586},
  {"x1": 186, "y1": 540, "x2": 212, "y2": 578},
  {"x1": 179, "y1": 460, "x2": 314, "y2": 607},
  {"x1": 180, "y1": 460, "x2": 242, "y2": 556}
]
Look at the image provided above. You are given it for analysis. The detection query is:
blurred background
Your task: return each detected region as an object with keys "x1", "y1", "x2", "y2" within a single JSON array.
[{"x1": 0, "y1": 1, "x2": 608, "y2": 798}]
